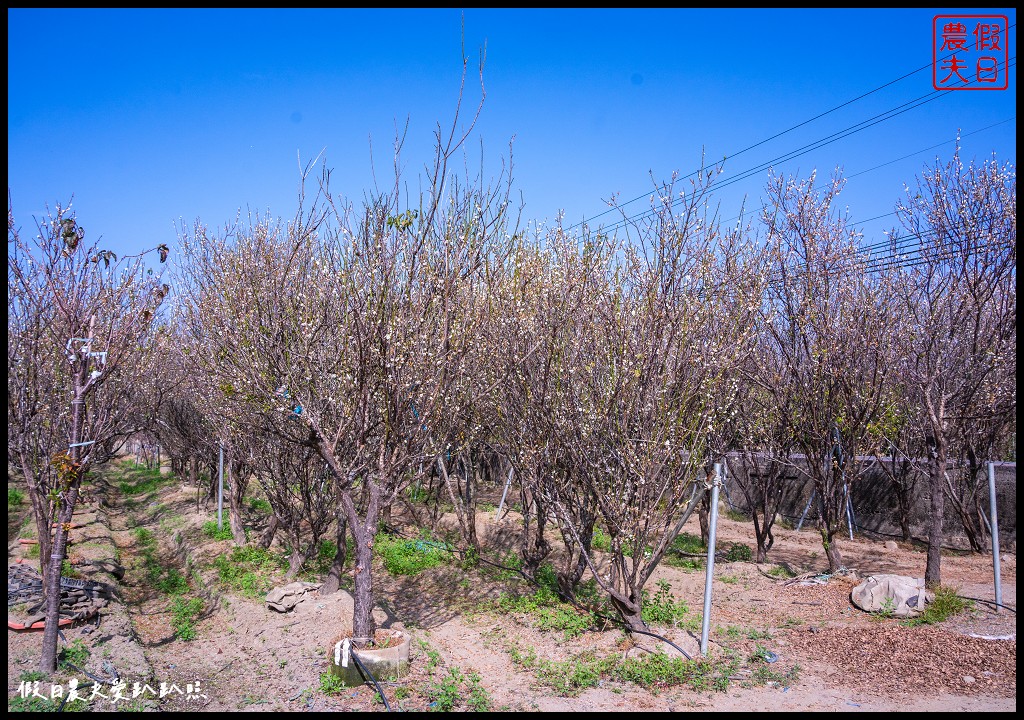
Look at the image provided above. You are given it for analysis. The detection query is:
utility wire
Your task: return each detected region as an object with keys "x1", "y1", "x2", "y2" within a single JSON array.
[
  {"x1": 596, "y1": 58, "x2": 1016, "y2": 237},
  {"x1": 571, "y1": 47, "x2": 1015, "y2": 233}
]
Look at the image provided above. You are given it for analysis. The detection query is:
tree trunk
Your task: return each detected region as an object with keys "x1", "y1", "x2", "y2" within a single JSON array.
[
  {"x1": 226, "y1": 452, "x2": 247, "y2": 546},
  {"x1": 520, "y1": 485, "x2": 551, "y2": 576},
  {"x1": 697, "y1": 493, "x2": 711, "y2": 546},
  {"x1": 286, "y1": 543, "x2": 309, "y2": 579},
  {"x1": 816, "y1": 488, "x2": 843, "y2": 571},
  {"x1": 258, "y1": 514, "x2": 280, "y2": 550},
  {"x1": 924, "y1": 440, "x2": 947, "y2": 589},
  {"x1": 609, "y1": 590, "x2": 646, "y2": 634},
  {"x1": 40, "y1": 481, "x2": 81, "y2": 673},
  {"x1": 207, "y1": 456, "x2": 218, "y2": 503},
  {"x1": 319, "y1": 512, "x2": 349, "y2": 596},
  {"x1": 341, "y1": 484, "x2": 381, "y2": 646},
  {"x1": 894, "y1": 458, "x2": 914, "y2": 542}
]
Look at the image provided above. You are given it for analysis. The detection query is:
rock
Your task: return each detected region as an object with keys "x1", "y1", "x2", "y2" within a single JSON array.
[
  {"x1": 850, "y1": 574, "x2": 935, "y2": 617},
  {"x1": 265, "y1": 581, "x2": 322, "y2": 612},
  {"x1": 884, "y1": 541, "x2": 898, "y2": 551},
  {"x1": 962, "y1": 675, "x2": 976, "y2": 684}
]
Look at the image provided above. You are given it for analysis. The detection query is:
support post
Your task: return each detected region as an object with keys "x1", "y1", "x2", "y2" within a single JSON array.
[
  {"x1": 218, "y1": 444, "x2": 224, "y2": 531},
  {"x1": 495, "y1": 465, "x2": 514, "y2": 520},
  {"x1": 796, "y1": 490, "x2": 816, "y2": 531},
  {"x1": 700, "y1": 463, "x2": 722, "y2": 656},
  {"x1": 988, "y1": 462, "x2": 1002, "y2": 612}
]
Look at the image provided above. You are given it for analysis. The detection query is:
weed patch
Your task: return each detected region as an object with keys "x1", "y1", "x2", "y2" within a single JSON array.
[
  {"x1": 901, "y1": 585, "x2": 972, "y2": 627},
  {"x1": 616, "y1": 651, "x2": 736, "y2": 692},
  {"x1": 212, "y1": 546, "x2": 287, "y2": 598},
  {"x1": 8, "y1": 487, "x2": 26, "y2": 508},
  {"x1": 117, "y1": 463, "x2": 172, "y2": 496},
  {"x1": 642, "y1": 579, "x2": 694, "y2": 629},
  {"x1": 201, "y1": 520, "x2": 233, "y2": 541},
  {"x1": 170, "y1": 596, "x2": 205, "y2": 641},
  {"x1": 376, "y1": 533, "x2": 451, "y2": 576}
]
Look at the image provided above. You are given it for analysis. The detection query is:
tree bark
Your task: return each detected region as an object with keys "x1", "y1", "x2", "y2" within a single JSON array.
[{"x1": 924, "y1": 439, "x2": 947, "y2": 588}]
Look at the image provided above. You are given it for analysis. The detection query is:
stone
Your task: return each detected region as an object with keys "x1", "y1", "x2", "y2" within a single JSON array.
[
  {"x1": 884, "y1": 541, "x2": 898, "y2": 551},
  {"x1": 265, "y1": 581, "x2": 321, "y2": 612},
  {"x1": 850, "y1": 574, "x2": 935, "y2": 617}
]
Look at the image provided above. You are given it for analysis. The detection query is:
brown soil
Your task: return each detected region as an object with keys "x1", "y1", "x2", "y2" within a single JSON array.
[{"x1": 7, "y1": 462, "x2": 1016, "y2": 712}]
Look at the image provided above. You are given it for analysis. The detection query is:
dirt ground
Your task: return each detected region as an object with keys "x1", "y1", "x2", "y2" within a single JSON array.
[{"x1": 7, "y1": 461, "x2": 1016, "y2": 712}]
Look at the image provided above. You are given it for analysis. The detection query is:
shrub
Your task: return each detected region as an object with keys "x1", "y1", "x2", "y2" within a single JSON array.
[
  {"x1": 642, "y1": 580, "x2": 691, "y2": 627},
  {"x1": 58, "y1": 639, "x2": 90, "y2": 669},
  {"x1": 201, "y1": 520, "x2": 233, "y2": 541},
  {"x1": 376, "y1": 534, "x2": 450, "y2": 576},
  {"x1": 8, "y1": 488, "x2": 26, "y2": 508},
  {"x1": 170, "y1": 596, "x2": 204, "y2": 641},
  {"x1": 902, "y1": 585, "x2": 972, "y2": 627},
  {"x1": 724, "y1": 543, "x2": 752, "y2": 562}
]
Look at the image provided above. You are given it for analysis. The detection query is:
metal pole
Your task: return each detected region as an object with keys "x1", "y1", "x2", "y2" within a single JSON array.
[
  {"x1": 796, "y1": 490, "x2": 816, "y2": 531},
  {"x1": 700, "y1": 463, "x2": 722, "y2": 656},
  {"x1": 218, "y1": 444, "x2": 224, "y2": 531},
  {"x1": 495, "y1": 465, "x2": 514, "y2": 520},
  {"x1": 988, "y1": 462, "x2": 1002, "y2": 612},
  {"x1": 843, "y1": 477, "x2": 854, "y2": 540}
]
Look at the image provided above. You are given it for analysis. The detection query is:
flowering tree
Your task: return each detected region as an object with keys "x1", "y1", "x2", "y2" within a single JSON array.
[
  {"x1": 493, "y1": 165, "x2": 762, "y2": 633},
  {"x1": 890, "y1": 149, "x2": 1016, "y2": 586},
  {"x1": 177, "y1": 50, "x2": 518, "y2": 644},
  {"x1": 8, "y1": 196, "x2": 168, "y2": 672},
  {"x1": 756, "y1": 170, "x2": 896, "y2": 572}
]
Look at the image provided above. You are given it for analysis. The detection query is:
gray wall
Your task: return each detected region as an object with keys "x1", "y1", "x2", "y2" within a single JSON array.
[{"x1": 720, "y1": 455, "x2": 1016, "y2": 553}]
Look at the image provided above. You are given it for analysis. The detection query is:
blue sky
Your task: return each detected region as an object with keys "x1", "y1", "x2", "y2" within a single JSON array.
[{"x1": 8, "y1": 8, "x2": 1017, "y2": 261}]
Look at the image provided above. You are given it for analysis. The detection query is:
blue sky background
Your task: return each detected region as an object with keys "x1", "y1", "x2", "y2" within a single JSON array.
[{"x1": 8, "y1": 8, "x2": 1017, "y2": 261}]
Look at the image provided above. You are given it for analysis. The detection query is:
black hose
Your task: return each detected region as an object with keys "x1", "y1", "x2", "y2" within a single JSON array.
[
  {"x1": 350, "y1": 647, "x2": 392, "y2": 712},
  {"x1": 956, "y1": 595, "x2": 1017, "y2": 613},
  {"x1": 57, "y1": 681, "x2": 93, "y2": 713}
]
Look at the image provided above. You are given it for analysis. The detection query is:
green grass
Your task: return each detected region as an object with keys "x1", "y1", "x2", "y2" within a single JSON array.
[
  {"x1": 641, "y1": 579, "x2": 693, "y2": 628},
  {"x1": 61, "y1": 559, "x2": 83, "y2": 580},
  {"x1": 764, "y1": 564, "x2": 796, "y2": 579},
  {"x1": 615, "y1": 651, "x2": 736, "y2": 692},
  {"x1": 319, "y1": 671, "x2": 346, "y2": 695},
  {"x1": 495, "y1": 572, "x2": 600, "y2": 640},
  {"x1": 58, "y1": 639, "x2": 90, "y2": 670},
  {"x1": 592, "y1": 526, "x2": 611, "y2": 552},
  {"x1": 212, "y1": 545, "x2": 288, "y2": 598},
  {"x1": 8, "y1": 487, "x2": 26, "y2": 508},
  {"x1": 745, "y1": 644, "x2": 801, "y2": 687},
  {"x1": 247, "y1": 497, "x2": 273, "y2": 514},
  {"x1": 201, "y1": 520, "x2": 234, "y2": 541},
  {"x1": 9, "y1": 695, "x2": 81, "y2": 712},
  {"x1": 901, "y1": 585, "x2": 973, "y2": 627},
  {"x1": 116, "y1": 463, "x2": 172, "y2": 496},
  {"x1": 663, "y1": 532, "x2": 707, "y2": 570},
  {"x1": 376, "y1": 533, "x2": 451, "y2": 576},
  {"x1": 723, "y1": 543, "x2": 752, "y2": 562},
  {"x1": 170, "y1": 596, "x2": 205, "y2": 641},
  {"x1": 156, "y1": 568, "x2": 190, "y2": 595},
  {"x1": 421, "y1": 663, "x2": 493, "y2": 712},
  {"x1": 507, "y1": 646, "x2": 614, "y2": 696}
]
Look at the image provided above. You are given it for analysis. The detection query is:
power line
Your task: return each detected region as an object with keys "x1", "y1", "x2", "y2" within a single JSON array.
[
  {"x1": 569, "y1": 42, "x2": 1016, "y2": 233},
  {"x1": 595, "y1": 58, "x2": 1016, "y2": 237}
]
